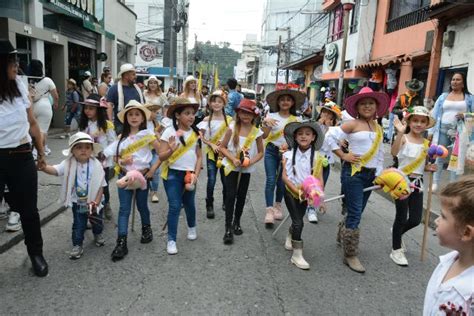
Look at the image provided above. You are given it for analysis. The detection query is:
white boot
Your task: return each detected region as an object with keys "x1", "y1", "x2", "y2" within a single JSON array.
[
  {"x1": 285, "y1": 231, "x2": 292, "y2": 251},
  {"x1": 290, "y1": 240, "x2": 310, "y2": 270}
]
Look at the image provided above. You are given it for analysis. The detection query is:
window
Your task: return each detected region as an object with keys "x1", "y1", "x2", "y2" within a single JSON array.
[
  {"x1": 389, "y1": 0, "x2": 430, "y2": 20},
  {"x1": 387, "y1": 0, "x2": 430, "y2": 33},
  {"x1": 327, "y1": 1, "x2": 360, "y2": 43},
  {"x1": 149, "y1": 6, "x2": 163, "y2": 25}
]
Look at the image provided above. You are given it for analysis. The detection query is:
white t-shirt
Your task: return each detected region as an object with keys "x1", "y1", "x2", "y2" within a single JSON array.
[
  {"x1": 33, "y1": 77, "x2": 55, "y2": 102},
  {"x1": 197, "y1": 117, "x2": 231, "y2": 147},
  {"x1": 160, "y1": 126, "x2": 199, "y2": 171},
  {"x1": 284, "y1": 148, "x2": 321, "y2": 186},
  {"x1": 0, "y1": 77, "x2": 32, "y2": 148},
  {"x1": 80, "y1": 120, "x2": 117, "y2": 168},
  {"x1": 104, "y1": 129, "x2": 155, "y2": 172},
  {"x1": 264, "y1": 113, "x2": 301, "y2": 147},
  {"x1": 161, "y1": 117, "x2": 172, "y2": 130},
  {"x1": 441, "y1": 100, "x2": 467, "y2": 125},
  {"x1": 319, "y1": 126, "x2": 337, "y2": 164}
]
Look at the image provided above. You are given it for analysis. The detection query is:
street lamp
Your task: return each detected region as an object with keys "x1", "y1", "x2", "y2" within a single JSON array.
[{"x1": 336, "y1": 0, "x2": 355, "y2": 107}]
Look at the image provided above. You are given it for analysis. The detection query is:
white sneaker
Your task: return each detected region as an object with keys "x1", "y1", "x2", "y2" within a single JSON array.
[
  {"x1": 307, "y1": 207, "x2": 318, "y2": 223},
  {"x1": 390, "y1": 248, "x2": 408, "y2": 266},
  {"x1": 44, "y1": 146, "x2": 51, "y2": 156},
  {"x1": 167, "y1": 240, "x2": 178, "y2": 255},
  {"x1": 187, "y1": 227, "x2": 197, "y2": 240},
  {"x1": 151, "y1": 192, "x2": 159, "y2": 203},
  {"x1": 6, "y1": 211, "x2": 21, "y2": 232},
  {"x1": 69, "y1": 245, "x2": 83, "y2": 260}
]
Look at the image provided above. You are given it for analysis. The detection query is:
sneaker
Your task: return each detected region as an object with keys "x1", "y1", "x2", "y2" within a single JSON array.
[
  {"x1": 151, "y1": 192, "x2": 159, "y2": 203},
  {"x1": 69, "y1": 245, "x2": 83, "y2": 260},
  {"x1": 307, "y1": 207, "x2": 318, "y2": 224},
  {"x1": 390, "y1": 248, "x2": 408, "y2": 266},
  {"x1": 94, "y1": 234, "x2": 105, "y2": 247},
  {"x1": 187, "y1": 227, "x2": 197, "y2": 240},
  {"x1": 6, "y1": 211, "x2": 21, "y2": 232},
  {"x1": 44, "y1": 146, "x2": 51, "y2": 156},
  {"x1": 167, "y1": 240, "x2": 178, "y2": 255}
]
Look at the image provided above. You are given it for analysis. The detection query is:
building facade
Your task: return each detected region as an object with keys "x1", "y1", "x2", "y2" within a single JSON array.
[{"x1": 234, "y1": 34, "x2": 259, "y2": 88}]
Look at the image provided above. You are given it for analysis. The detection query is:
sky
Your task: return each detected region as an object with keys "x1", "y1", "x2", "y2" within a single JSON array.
[{"x1": 188, "y1": 0, "x2": 265, "y2": 52}]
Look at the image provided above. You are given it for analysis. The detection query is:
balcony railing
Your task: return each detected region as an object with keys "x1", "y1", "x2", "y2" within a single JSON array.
[{"x1": 386, "y1": 6, "x2": 430, "y2": 33}]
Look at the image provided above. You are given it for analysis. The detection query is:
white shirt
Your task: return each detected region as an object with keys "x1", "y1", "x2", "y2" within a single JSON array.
[
  {"x1": 397, "y1": 136, "x2": 426, "y2": 175},
  {"x1": 341, "y1": 110, "x2": 355, "y2": 123},
  {"x1": 33, "y1": 77, "x2": 55, "y2": 102},
  {"x1": 160, "y1": 126, "x2": 198, "y2": 171},
  {"x1": 104, "y1": 129, "x2": 155, "y2": 172},
  {"x1": 423, "y1": 251, "x2": 474, "y2": 316},
  {"x1": 161, "y1": 117, "x2": 172, "y2": 130},
  {"x1": 265, "y1": 113, "x2": 301, "y2": 147},
  {"x1": 441, "y1": 100, "x2": 467, "y2": 125},
  {"x1": 197, "y1": 117, "x2": 230, "y2": 145},
  {"x1": 284, "y1": 148, "x2": 320, "y2": 186},
  {"x1": 0, "y1": 77, "x2": 32, "y2": 148},
  {"x1": 81, "y1": 120, "x2": 117, "y2": 167},
  {"x1": 319, "y1": 126, "x2": 337, "y2": 164}
]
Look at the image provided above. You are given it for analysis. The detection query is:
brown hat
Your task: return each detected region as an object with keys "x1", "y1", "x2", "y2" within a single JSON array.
[
  {"x1": 167, "y1": 97, "x2": 199, "y2": 118},
  {"x1": 266, "y1": 89, "x2": 305, "y2": 113}
]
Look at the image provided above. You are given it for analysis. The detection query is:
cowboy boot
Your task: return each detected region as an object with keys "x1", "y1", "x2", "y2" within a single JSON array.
[
  {"x1": 342, "y1": 228, "x2": 365, "y2": 273},
  {"x1": 264, "y1": 207, "x2": 274, "y2": 228},
  {"x1": 273, "y1": 202, "x2": 283, "y2": 220},
  {"x1": 111, "y1": 236, "x2": 128, "y2": 262},
  {"x1": 206, "y1": 198, "x2": 215, "y2": 219},
  {"x1": 290, "y1": 240, "x2": 310, "y2": 270},
  {"x1": 336, "y1": 218, "x2": 346, "y2": 246}
]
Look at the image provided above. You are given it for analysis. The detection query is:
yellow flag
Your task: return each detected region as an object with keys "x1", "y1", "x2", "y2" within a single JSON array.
[
  {"x1": 214, "y1": 66, "x2": 219, "y2": 90},
  {"x1": 198, "y1": 66, "x2": 203, "y2": 91}
]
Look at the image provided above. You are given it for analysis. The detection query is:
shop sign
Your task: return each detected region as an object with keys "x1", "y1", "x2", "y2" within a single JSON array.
[
  {"x1": 139, "y1": 45, "x2": 158, "y2": 62},
  {"x1": 45, "y1": 0, "x2": 104, "y2": 25},
  {"x1": 325, "y1": 43, "x2": 338, "y2": 71}
]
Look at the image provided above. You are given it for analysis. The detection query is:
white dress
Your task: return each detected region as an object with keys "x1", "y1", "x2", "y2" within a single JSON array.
[{"x1": 32, "y1": 77, "x2": 56, "y2": 133}]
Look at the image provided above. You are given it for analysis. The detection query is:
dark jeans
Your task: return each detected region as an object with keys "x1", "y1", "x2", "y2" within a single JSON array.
[
  {"x1": 284, "y1": 191, "x2": 307, "y2": 241},
  {"x1": 264, "y1": 143, "x2": 284, "y2": 207},
  {"x1": 71, "y1": 203, "x2": 103, "y2": 246},
  {"x1": 392, "y1": 188, "x2": 423, "y2": 250},
  {"x1": 103, "y1": 167, "x2": 110, "y2": 205},
  {"x1": 206, "y1": 155, "x2": 226, "y2": 202},
  {"x1": 224, "y1": 171, "x2": 251, "y2": 227},
  {"x1": 0, "y1": 148, "x2": 43, "y2": 255}
]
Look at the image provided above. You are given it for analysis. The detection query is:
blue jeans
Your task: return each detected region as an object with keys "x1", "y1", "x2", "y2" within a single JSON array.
[
  {"x1": 206, "y1": 154, "x2": 226, "y2": 202},
  {"x1": 163, "y1": 169, "x2": 196, "y2": 242},
  {"x1": 264, "y1": 143, "x2": 284, "y2": 207},
  {"x1": 117, "y1": 174, "x2": 151, "y2": 236},
  {"x1": 71, "y1": 203, "x2": 103, "y2": 246},
  {"x1": 149, "y1": 151, "x2": 161, "y2": 192},
  {"x1": 341, "y1": 163, "x2": 375, "y2": 229},
  {"x1": 433, "y1": 124, "x2": 458, "y2": 184}
]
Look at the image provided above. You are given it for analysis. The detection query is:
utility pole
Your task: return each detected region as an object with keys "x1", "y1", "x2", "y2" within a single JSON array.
[
  {"x1": 285, "y1": 28, "x2": 291, "y2": 84},
  {"x1": 169, "y1": 0, "x2": 175, "y2": 87},
  {"x1": 275, "y1": 35, "x2": 282, "y2": 85},
  {"x1": 181, "y1": 1, "x2": 188, "y2": 76}
]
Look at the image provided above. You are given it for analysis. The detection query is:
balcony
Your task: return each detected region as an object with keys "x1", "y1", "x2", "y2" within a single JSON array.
[{"x1": 386, "y1": 6, "x2": 430, "y2": 33}]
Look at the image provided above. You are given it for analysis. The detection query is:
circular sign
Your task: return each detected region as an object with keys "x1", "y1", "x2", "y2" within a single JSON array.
[{"x1": 139, "y1": 44, "x2": 157, "y2": 62}]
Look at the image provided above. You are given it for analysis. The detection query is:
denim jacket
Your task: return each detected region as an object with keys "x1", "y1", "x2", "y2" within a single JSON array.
[{"x1": 429, "y1": 92, "x2": 473, "y2": 144}]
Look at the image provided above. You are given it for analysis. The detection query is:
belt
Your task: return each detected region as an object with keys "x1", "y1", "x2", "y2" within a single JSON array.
[{"x1": 0, "y1": 144, "x2": 32, "y2": 155}]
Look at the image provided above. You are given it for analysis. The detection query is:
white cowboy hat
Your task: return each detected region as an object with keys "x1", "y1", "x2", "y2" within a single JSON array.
[
  {"x1": 117, "y1": 100, "x2": 151, "y2": 123},
  {"x1": 62, "y1": 132, "x2": 102, "y2": 157},
  {"x1": 404, "y1": 106, "x2": 436, "y2": 128},
  {"x1": 84, "y1": 71, "x2": 92, "y2": 77},
  {"x1": 144, "y1": 75, "x2": 162, "y2": 87},
  {"x1": 118, "y1": 63, "x2": 136, "y2": 77},
  {"x1": 183, "y1": 75, "x2": 197, "y2": 87}
]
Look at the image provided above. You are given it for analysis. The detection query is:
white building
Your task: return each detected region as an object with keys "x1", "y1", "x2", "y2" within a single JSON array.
[{"x1": 234, "y1": 34, "x2": 259, "y2": 88}]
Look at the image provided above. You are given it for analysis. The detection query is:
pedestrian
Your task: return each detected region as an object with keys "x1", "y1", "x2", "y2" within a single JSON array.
[
  {"x1": 261, "y1": 88, "x2": 304, "y2": 227},
  {"x1": 158, "y1": 98, "x2": 202, "y2": 255},
  {"x1": 326, "y1": 87, "x2": 389, "y2": 273},
  {"x1": 429, "y1": 72, "x2": 473, "y2": 191},
  {"x1": 144, "y1": 76, "x2": 168, "y2": 111},
  {"x1": 197, "y1": 90, "x2": 231, "y2": 219},
  {"x1": 91, "y1": 77, "x2": 99, "y2": 95},
  {"x1": 220, "y1": 99, "x2": 264, "y2": 245},
  {"x1": 0, "y1": 39, "x2": 48, "y2": 277},
  {"x1": 78, "y1": 94, "x2": 117, "y2": 220},
  {"x1": 389, "y1": 106, "x2": 437, "y2": 266},
  {"x1": 166, "y1": 86, "x2": 176, "y2": 99},
  {"x1": 81, "y1": 71, "x2": 93, "y2": 100},
  {"x1": 62, "y1": 78, "x2": 81, "y2": 138},
  {"x1": 144, "y1": 102, "x2": 163, "y2": 203},
  {"x1": 40, "y1": 132, "x2": 106, "y2": 259},
  {"x1": 180, "y1": 75, "x2": 203, "y2": 124},
  {"x1": 281, "y1": 120, "x2": 326, "y2": 270},
  {"x1": 423, "y1": 176, "x2": 474, "y2": 315},
  {"x1": 104, "y1": 100, "x2": 161, "y2": 261},
  {"x1": 224, "y1": 78, "x2": 242, "y2": 117},
  {"x1": 98, "y1": 72, "x2": 112, "y2": 97}
]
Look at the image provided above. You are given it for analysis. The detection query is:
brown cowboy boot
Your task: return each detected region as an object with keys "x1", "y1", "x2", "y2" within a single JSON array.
[{"x1": 342, "y1": 228, "x2": 365, "y2": 273}]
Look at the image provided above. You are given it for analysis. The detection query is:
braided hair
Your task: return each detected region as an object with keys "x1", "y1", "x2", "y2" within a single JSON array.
[
  {"x1": 291, "y1": 129, "x2": 318, "y2": 176},
  {"x1": 172, "y1": 106, "x2": 202, "y2": 148}
]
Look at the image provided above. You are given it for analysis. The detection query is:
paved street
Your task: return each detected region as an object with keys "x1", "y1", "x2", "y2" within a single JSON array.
[{"x1": 0, "y1": 135, "x2": 449, "y2": 315}]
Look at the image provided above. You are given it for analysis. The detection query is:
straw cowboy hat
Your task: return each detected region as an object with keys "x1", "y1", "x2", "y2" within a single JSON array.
[
  {"x1": 183, "y1": 75, "x2": 197, "y2": 87},
  {"x1": 266, "y1": 88, "x2": 306, "y2": 113},
  {"x1": 144, "y1": 75, "x2": 162, "y2": 87},
  {"x1": 284, "y1": 121, "x2": 325, "y2": 151},
  {"x1": 62, "y1": 132, "x2": 102, "y2": 157},
  {"x1": 117, "y1": 100, "x2": 151, "y2": 123},
  {"x1": 405, "y1": 79, "x2": 424, "y2": 92},
  {"x1": 144, "y1": 103, "x2": 162, "y2": 112},
  {"x1": 67, "y1": 78, "x2": 77, "y2": 86},
  {"x1": 344, "y1": 87, "x2": 390, "y2": 118},
  {"x1": 320, "y1": 101, "x2": 342, "y2": 119},
  {"x1": 236, "y1": 99, "x2": 260, "y2": 116},
  {"x1": 118, "y1": 63, "x2": 136, "y2": 77},
  {"x1": 166, "y1": 97, "x2": 199, "y2": 118},
  {"x1": 209, "y1": 90, "x2": 227, "y2": 104},
  {"x1": 404, "y1": 106, "x2": 436, "y2": 128}
]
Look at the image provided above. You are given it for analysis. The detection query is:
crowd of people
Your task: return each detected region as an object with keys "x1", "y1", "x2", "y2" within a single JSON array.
[{"x1": 1, "y1": 39, "x2": 473, "y2": 313}]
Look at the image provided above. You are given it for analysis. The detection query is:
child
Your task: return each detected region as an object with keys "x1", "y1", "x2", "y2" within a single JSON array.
[
  {"x1": 145, "y1": 103, "x2": 163, "y2": 203},
  {"x1": 104, "y1": 100, "x2": 161, "y2": 262},
  {"x1": 281, "y1": 121, "x2": 325, "y2": 270},
  {"x1": 197, "y1": 90, "x2": 231, "y2": 219},
  {"x1": 220, "y1": 99, "x2": 264, "y2": 244},
  {"x1": 261, "y1": 89, "x2": 304, "y2": 227},
  {"x1": 390, "y1": 106, "x2": 436, "y2": 266},
  {"x1": 40, "y1": 132, "x2": 106, "y2": 259},
  {"x1": 78, "y1": 94, "x2": 117, "y2": 219},
  {"x1": 326, "y1": 87, "x2": 389, "y2": 273},
  {"x1": 159, "y1": 98, "x2": 202, "y2": 255},
  {"x1": 423, "y1": 176, "x2": 474, "y2": 315}
]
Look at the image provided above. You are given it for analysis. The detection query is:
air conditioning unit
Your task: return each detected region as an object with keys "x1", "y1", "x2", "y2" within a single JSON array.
[{"x1": 443, "y1": 30, "x2": 455, "y2": 48}]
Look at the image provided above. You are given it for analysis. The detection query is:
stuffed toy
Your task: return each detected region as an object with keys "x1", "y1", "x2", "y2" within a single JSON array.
[
  {"x1": 116, "y1": 170, "x2": 147, "y2": 190},
  {"x1": 184, "y1": 171, "x2": 196, "y2": 191},
  {"x1": 374, "y1": 168, "x2": 411, "y2": 200},
  {"x1": 301, "y1": 176, "x2": 324, "y2": 208}
]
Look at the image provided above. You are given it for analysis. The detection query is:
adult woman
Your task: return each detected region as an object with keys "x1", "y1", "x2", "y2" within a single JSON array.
[
  {"x1": 180, "y1": 76, "x2": 203, "y2": 123},
  {"x1": 430, "y1": 73, "x2": 473, "y2": 191},
  {"x1": 144, "y1": 75, "x2": 168, "y2": 110},
  {"x1": 0, "y1": 40, "x2": 48, "y2": 277},
  {"x1": 29, "y1": 59, "x2": 59, "y2": 155},
  {"x1": 98, "y1": 72, "x2": 112, "y2": 97}
]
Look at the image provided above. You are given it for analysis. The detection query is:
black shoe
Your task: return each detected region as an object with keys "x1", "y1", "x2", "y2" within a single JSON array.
[
  {"x1": 223, "y1": 227, "x2": 233, "y2": 245},
  {"x1": 30, "y1": 255, "x2": 48, "y2": 277},
  {"x1": 140, "y1": 225, "x2": 153, "y2": 244},
  {"x1": 111, "y1": 236, "x2": 128, "y2": 261},
  {"x1": 233, "y1": 223, "x2": 243, "y2": 236},
  {"x1": 206, "y1": 205, "x2": 215, "y2": 219}
]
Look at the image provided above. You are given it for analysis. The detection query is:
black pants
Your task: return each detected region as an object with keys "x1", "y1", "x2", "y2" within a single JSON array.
[
  {"x1": 0, "y1": 149, "x2": 43, "y2": 256},
  {"x1": 284, "y1": 191, "x2": 307, "y2": 241},
  {"x1": 103, "y1": 167, "x2": 110, "y2": 205},
  {"x1": 224, "y1": 171, "x2": 251, "y2": 227},
  {"x1": 392, "y1": 189, "x2": 423, "y2": 250}
]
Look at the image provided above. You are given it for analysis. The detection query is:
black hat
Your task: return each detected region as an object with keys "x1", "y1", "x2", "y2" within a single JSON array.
[{"x1": 0, "y1": 39, "x2": 17, "y2": 55}]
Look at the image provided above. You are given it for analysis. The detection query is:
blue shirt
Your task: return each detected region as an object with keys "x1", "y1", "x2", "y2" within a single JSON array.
[
  {"x1": 65, "y1": 90, "x2": 80, "y2": 112},
  {"x1": 106, "y1": 83, "x2": 143, "y2": 118},
  {"x1": 225, "y1": 89, "x2": 242, "y2": 117}
]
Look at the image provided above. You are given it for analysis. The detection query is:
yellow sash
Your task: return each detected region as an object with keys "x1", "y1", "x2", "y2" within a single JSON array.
[
  {"x1": 205, "y1": 116, "x2": 232, "y2": 161},
  {"x1": 161, "y1": 132, "x2": 199, "y2": 180},
  {"x1": 224, "y1": 126, "x2": 259, "y2": 176},
  {"x1": 351, "y1": 125, "x2": 383, "y2": 176},
  {"x1": 401, "y1": 139, "x2": 429, "y2": 175},
  {"x1": 265, "y1": 115, "x2": 298, "y2": 146},
  {"x1": 113, "y1": 134, "x2": 156, "y2": 176},
  {"x1": 106, "y1": 120, "x2": 115, "y2": 131}
]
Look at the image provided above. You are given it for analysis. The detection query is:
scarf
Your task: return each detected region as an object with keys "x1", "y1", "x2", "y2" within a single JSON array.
[{"x1": 117, "y1": 80, "x2": 144, "y2": 112}]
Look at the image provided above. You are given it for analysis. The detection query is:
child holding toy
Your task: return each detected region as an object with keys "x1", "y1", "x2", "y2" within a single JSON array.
[
  {"x1": 281, "y1": 121, "x2": 325, "y2": 270},
  {"x1": 40, "y1": 132, "x2": 106, "y2": 260}
]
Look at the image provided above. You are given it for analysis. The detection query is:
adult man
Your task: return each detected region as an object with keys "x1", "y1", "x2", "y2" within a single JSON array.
[
  {"x1": 81, "y1": 71, "x2": 93, "y2": 99},
  {"x1": 106, "y1": 63, "x2": 144, "y2": 133},
  {"x1": 224, "y1": 78, "x2": 242, "y2": 117}
]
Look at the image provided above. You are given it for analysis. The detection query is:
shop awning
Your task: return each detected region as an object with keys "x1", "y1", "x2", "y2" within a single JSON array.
[
  {"x1": 280, "y1": 49, "x2": 324, "y2": 70},
  {"x1": 356, "y1": 52, "x2": 429, "y2": 70}
]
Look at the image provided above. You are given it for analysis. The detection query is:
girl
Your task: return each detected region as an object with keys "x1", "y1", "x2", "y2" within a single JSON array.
[
  {"x1": 197, "y1": 90, "x2": 231, "y2": 219},
  {"x1": 326, "y1": 87, "x2": 389, "y2": 273},
  {"x1": 261, "y1": 89, "x2": 305, "y2": 227},
  {"x1": 180, "y1": 76, "x2": 203, "y2": 124},
  {"x1": 282, "y1": 121, "x2": 325, "y2": 270},
  {"x1": 41, "y1": 132, "x2": 106, "y2": 259},
  {"x1": 79, "y1": 94, "x2": 117, "y2": 220},
  {"x1": 220, "y1": 99, "x2": 264, "y2": 244},
  {"x1": 145, "y1": 103, "x2": 163, "y2": 203},
  {"x1": 159, "y1": 98, "x2": 202, "y2": 255},
  {"x1": 390, "y1": 106, "x2": 436, "y2": 266},
  {"x1": 104, "y1": 100, "x2": 161, "y2": 262}
]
